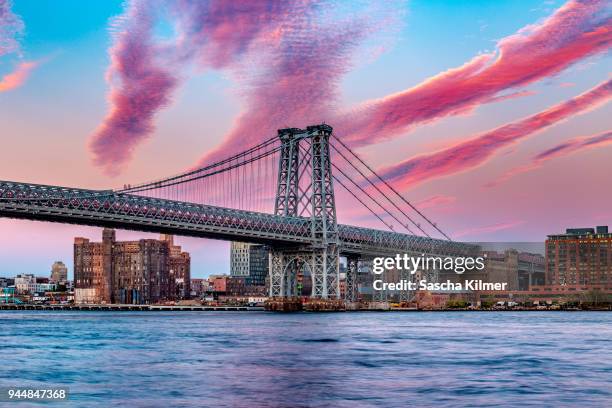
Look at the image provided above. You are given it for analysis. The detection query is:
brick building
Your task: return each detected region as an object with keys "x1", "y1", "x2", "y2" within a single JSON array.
[
  {"x1": 546, "y1": 226, "x2": 612, "y2": 286},
  {"x1": 74, "y1": 229, "x2": 190, "y2": 304}
]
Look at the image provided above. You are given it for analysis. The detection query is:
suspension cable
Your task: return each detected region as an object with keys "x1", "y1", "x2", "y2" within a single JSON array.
[
  {"x1": 331, "y1": 162, "x2": 415, "y2": 234},
  {"x1": 124, "y1": 146, "x2": 281, "y2": 195},
  {"x1": 333, "y1": 176, "x2": 395, "y2": 231},
  {"x1": 332, "y1": 134, "x2": 452, "y2": 241},
  {"x1": 117, "y1": 136, "x2": 278, "y2": 193},
  {"x1": 330, "y1": 141, "x2": 431, "y2": 237}
]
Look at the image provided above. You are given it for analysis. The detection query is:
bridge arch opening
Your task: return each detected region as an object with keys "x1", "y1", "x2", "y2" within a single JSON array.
[{"x1": 282, "y1": 256, "x2": 313, "y2": 297}]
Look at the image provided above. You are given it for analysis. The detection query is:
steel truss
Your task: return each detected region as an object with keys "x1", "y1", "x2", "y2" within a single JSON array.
[
  {"x1": 0, "y1": 125, "x2": 479, "y2": 301},
  {"x1": 270, "y1": 125, "x2": 340, "y2": 298}
]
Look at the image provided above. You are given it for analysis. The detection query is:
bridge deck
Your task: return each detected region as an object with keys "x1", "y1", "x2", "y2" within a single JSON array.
[{"x1": 0, "y1": 180, "x2": 477, "y2": 257}]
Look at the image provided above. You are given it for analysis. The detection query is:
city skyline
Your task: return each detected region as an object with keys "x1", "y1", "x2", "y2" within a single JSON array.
[{"x1": 1, "y1": 0, "x2": 611, "y2": 277}]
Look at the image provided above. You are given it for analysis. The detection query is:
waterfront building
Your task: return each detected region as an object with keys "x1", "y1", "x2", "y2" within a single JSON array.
[
  {"x1": 209, "y1": 275, "x2": 227, "y2": 293},
  {"x1": 33, "y1": 283, "x2": 56, "y2": 293},
  {"x1": 208, "y1": 275, "x2": 251, "y2": 296},
  {"x1": 230, "y1": 242, "x2": 268, "y2": 286},
  {"x1": 14, "y1": 274, "x2": 36, "y2": 294},
  {"x1": 162, "y1": 235, "x2": 191, "y2": 299},
  {"x1": 437, "y1": 249, "x2": 545, "y2": 292},
  {"x1": 50, "y1": 261, "x2": 68, "y2": 283},
  {"x1": 74, "y1": 229, "x2": 191, "y2": 304},
  {"x1": 481, "y1": 250, "x2": 520, "y2": 290},
  {"x1": 190, "y1": 278, "x2": 205, "y2": 297},
  {"x1": 74, "y1": 233, "x2": 112, "y2": 303},
  {"x1": 111, "y1": 238, "x2": 170, "y2": 304},
  {"x1": 0, "y1": 277, "x2": 14, "y2": 288},
  {"x1": 546, "y1": 226, "x2": 612, "y2": 286}
]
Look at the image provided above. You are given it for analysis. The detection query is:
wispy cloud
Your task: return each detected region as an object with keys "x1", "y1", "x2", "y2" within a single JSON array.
[
  {"x1": 454, "y1": 220, "x2": 525, "y2": 238},
  {"x1": 379, "y1": 78, "x2": 612, "y2": 189},
  {"x1": 0, "y1": 60, "x2": 36, "y2": 92},
  {"x1": 0, "y1": 0, "x2": 23, "y2": 57},
  {"x1": 488, "y1": 129, "x2": 612, "y2": 187},
  {"x1": 0, "y1": 1, "x2": 37, "y2": 93},
  {"x1": 89, "y1": 0, "x2": 316, "y2": 176},
  {"x1": 415, "y1": 195, "x2": 456, "y2": 210},
  {"x1": 174, "y1": 0, "x2": 309, "y2": 70},
  {"x1": 337, "y1": 0, "x2": 612, "y2": 145},
  {"x1": 89, "y1": 0, "x2": 611, "y2": 178},
  {"x1": 193, "y1": 1, "x2": 402, "y2": 166}
]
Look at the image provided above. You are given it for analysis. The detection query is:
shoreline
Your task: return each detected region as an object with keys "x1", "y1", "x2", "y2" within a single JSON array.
[{"x1": 1, "y1": 304, "x2": 610, "y2": 312}]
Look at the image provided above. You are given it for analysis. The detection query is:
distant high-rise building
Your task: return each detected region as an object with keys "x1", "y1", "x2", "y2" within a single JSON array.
[
  {"x1": 50, "y1": 261, "x2": 68, "y2": 283},
  {"x1": 74, "y1": 229, "x2": 191, "y2": 304},
  {"x1": 230, "y1": 242, "x2": 268, "y2": 286},
  {"x1": 546, "y1": 226, "x2": 612, "y2": 286},
  {"x1": 230, "y1": 242, "x2": 250, "y2": 277}
]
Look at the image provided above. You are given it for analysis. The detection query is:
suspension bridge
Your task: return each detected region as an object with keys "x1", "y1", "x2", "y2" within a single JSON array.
[{"x1": 0, "y1": 124, "x2": 478, "y2": 301}]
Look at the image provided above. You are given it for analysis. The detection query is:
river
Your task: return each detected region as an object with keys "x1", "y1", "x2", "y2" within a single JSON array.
[{"x1": 1, "y1": 311, "x2": 611, "y2": 407}]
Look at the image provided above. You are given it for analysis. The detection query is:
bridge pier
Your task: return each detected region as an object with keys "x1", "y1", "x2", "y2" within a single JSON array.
[
  {"x1": 270, "y1": 124, "x2": 340, "y2": 300},
  {"x1": 345, "y1": 256, "x2": 359, "y2": 302},
  {"x1": 268, "y1": 247, "x2": 340, "y2": 299}
]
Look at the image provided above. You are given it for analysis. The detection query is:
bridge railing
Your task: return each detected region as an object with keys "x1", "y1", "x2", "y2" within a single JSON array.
[
  {"x1": 0, "y1": 180, "x2": 478, "y2": 257},
  {"x1": 338, "y1": 224, "x2": 479, "y2": 257},
  {"x1": 0, "y1": 181, "x2": 312, "y2": 243}
]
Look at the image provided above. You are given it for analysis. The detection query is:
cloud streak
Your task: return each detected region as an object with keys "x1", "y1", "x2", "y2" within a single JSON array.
[
  {"x1": 0, "y1": 60, "x2": 36, "y2": 92},
  {"x1": 454, "y1": 220, "x2": 525, "y2": 238},
  {"x1": 415, "y1": 195, "x2": 456, "y2": 210},
  {"x1": 379, "y1": 78, "x2": 612, "y2": 189},
  {"x1": 89, "y1": 0, "x2": 611, "y2": 178},
  {"x1": 488, "y1": 130, "x2": 612, "y2": 186},
  {"x1": 338, "y1": 0, "x2": 612, "y2": 145}
]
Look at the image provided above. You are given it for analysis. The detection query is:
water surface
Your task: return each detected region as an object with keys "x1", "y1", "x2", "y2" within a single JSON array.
[{"x1": 1, "y1": 311, "x2": 611, "y2": 407}]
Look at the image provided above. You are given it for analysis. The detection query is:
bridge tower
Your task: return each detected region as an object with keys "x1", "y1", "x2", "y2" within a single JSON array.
[{"x1": 269, "y1": 124, "x2": 340, "y2": 299}]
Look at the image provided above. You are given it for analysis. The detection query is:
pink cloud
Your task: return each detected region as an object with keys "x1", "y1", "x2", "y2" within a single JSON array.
[
  {"x1": 484, "y1": 89, "x2": 537, "y2": 104},
  {"x1": 193, "y1": 2, "x2": 399, "y2": 166},
  {"x1": 488, "y1": 130, "x2": 612, "y2": 186},
  {"x1": 174, "y1": 0, "x2": 309, "y2": 70},
  {"x1": 0, "y1": 0, "x2": 23, "y2": 57},
  {"x1": 454, "y1": 220, "x2": 525, "y2": 238},
  {"x1": 415, "y1": 195, "x2": 457, "y2": 210},
  {"x1": 89, "y1": 0, "x2": 313, "y2": 176},
  {"x1": 88, "y1": 1, "x2": 180, "y2": 176},
  {"x1": 195, "y1": 24, "x2": 366, "y2": 166},
  {"x1": 337, "y1": 0, "x2": 612, "y2": 145},
  {"x1": 0, "y1": 60, "x2": 36, "y2": 92},
  {"x1": 380, "y1": 78, "x2": 612, "y2": 189}
]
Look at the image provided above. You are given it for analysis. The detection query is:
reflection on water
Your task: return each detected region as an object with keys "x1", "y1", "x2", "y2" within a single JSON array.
[{"x1": 1, "y1": 311, "x2": 611, "y2": 407}]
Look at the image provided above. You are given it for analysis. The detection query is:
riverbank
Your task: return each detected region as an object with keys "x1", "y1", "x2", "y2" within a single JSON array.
[
  {"x1": 1, "y1": 303, "x2": 610, "y2": 312},
  {"x1": 0, "y1": 303, "x2": 264, "y2": 311}
]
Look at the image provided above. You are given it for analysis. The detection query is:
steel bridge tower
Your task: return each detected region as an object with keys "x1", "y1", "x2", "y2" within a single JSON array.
[{"x1": 269, "y1": 124, "x2": 340, "y2": 299}]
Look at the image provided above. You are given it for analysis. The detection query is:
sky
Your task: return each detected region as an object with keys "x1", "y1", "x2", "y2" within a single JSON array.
[{"x1": 0, "y1": 0, "x2": 610, "y2": 279}]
